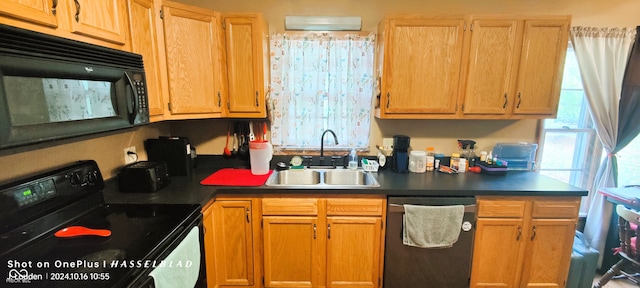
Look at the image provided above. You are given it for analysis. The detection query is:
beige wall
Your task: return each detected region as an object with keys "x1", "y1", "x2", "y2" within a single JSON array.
[{"x1": 1, "y1": 0, "x2": 638, "y2": 182}]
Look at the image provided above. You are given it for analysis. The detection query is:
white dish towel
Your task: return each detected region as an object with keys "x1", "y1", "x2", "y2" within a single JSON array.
[
  {"x1": 149, "y1": 226, "x2": 201, "y2": 288},
  {"x1": 403, "y1": 204, "x2": 465, "y2": 248}
]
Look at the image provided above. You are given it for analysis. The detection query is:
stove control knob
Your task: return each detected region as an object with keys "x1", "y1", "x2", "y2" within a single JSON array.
[
  {"x1": 87, "y1": 171, "x2": 99, "y2": 185},
  {"x1": 68, "y1": 172, "x2": 82, "y2": 186}
]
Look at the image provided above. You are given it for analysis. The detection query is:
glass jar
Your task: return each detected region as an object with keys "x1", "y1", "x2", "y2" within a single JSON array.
[{"x1": 409, "y1": 150, "x2": 427, "y2": 173}]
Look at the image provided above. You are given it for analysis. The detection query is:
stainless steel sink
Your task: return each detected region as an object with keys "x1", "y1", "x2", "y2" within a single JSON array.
[
  {"x1": 271, "y1": 170, "x2": 321, "y2": 185},
  {"x1": 265, "y1": 168, "x2": 380, "y2": 188}
]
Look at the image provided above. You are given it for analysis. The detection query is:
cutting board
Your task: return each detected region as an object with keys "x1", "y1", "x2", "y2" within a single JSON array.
[{"x1": 200, "y1": 168, "x2": 273, "y2": 186}]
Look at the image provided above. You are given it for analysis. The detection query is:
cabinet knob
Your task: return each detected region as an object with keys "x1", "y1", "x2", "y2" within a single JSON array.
[
  {"x1": 327, "y1": 224, "x2": 331, "y2": 239},
  {"x1": 255, "y1": 91, "x2": 259, "y2": 107},
  {"x1": 386, "y1": 92, "x2": 390, "y2": 108},
  {"x1": 245, "y1": 208, "x2": 250, "y2": 223},
  {"x1": 516, "y1": 225, "x2": 522, "y2": 241},
  {"x1": 313, "y1": 224, "x2": 317, "y2": 239},
  {"x1": 516, "y1": 93, "x2": 522, "y2": 109}
]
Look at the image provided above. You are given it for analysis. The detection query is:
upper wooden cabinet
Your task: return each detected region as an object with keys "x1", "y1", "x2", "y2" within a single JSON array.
[
  {"x1": 160, "y1": 1, "x2": 224, "y2": 119},
  {"x1": 67, "y1": 0, "x2": 128, "y2": 45},
  {"x1": 512, "y1": 18, "x2": 570, "y2": 116},
  {"x1": 0, "y1": 0, "x2": 129, "y2": 49},
  {"x1": 375, "y1": 16, "x2": 465, "y2": 118},
  {"x1": 375, "y1": 14, "x2": 570, "y2": 119},
  {"x1": 222, "y1": 13, "x2": 269, "y2": 118},
  {"x1": 126, "y1": 0, "x2": 164, "y2": 118},
  {"x1": 460, "y1": 17, "x2": 519, "y2": 116},
  {"x1": 0, "y1": 0, "x2": 58, "y2": 28}
]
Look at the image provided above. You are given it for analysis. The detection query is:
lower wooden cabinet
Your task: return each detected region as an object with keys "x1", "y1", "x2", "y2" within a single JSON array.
[
  {"x1": 469, "y1": 196, "x2": 580, "y2": 288},
  {"x1": 204, "y1": 195, "x2": 577, "y2": 288},
  {"x1": 203, "y1": 198, "x2": 262, "y2": 288},
  {"x1": 262, "y1": 197, "x2": 385, "y2": 288}
]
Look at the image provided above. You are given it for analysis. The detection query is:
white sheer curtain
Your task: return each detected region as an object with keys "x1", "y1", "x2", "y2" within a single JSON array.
[
  {"x1": 570, "y1": 27, "x2": 636, "y2": 266},
  {"x1": 268, "y1": 32, "x2": 375, "y2": 149}
]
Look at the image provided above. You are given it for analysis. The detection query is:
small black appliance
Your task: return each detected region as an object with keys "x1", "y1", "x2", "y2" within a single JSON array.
[
  {"x1": 118, "y1": 161, "x2": 170, "y2": 193},
  {"x1": 391, "y1": 135, "x2": 410, "y2": 173},
  {"x1": 145, "y1": 136, "x2": 194, "y2": 176}
]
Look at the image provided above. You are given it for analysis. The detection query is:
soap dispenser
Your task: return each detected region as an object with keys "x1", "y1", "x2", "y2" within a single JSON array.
[{"x1": 348, "y1": 148, "x2": 358, "y2": 170}]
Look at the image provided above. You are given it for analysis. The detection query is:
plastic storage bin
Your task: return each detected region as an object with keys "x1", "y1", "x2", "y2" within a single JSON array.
[
  {"x1": 492, "y1": 143, "x2": 538, "y2": 171},
  {"x1": 566, "y1": 231, "x2": 599, "y2": 288}
]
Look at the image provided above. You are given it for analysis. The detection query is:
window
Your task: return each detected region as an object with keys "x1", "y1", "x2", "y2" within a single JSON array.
[
  {"x1": 268, "y1": 32, "x2": 375, "y2": 150},
  {"x1": 539, "y1": 45, "x2": 603, "y2": 212}
]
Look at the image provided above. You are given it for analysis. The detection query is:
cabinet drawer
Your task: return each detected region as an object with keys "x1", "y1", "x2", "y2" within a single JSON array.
[
  {"x1": 531, "y1": 200, "x2": 580, "y2": 219},
  {"x1": 477, "y1": 200, "x2": 526, "y2": 218},
  {"x1": 262, "y1": 198, "x2": 318, "y2": 215},
  {"x1": 327, "y1": 198, "x2": 384, "y2": 216}
]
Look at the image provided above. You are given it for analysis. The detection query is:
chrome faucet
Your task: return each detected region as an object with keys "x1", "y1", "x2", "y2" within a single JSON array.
[{"x1": 320, "y1": 129, "x2": 338, "y2": 165}]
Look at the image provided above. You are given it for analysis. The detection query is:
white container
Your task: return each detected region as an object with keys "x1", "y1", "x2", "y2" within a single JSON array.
[
  {"x1": 409, "y1": 150, "x2": 427, "y2": 173},
  {"x1": 249, "y1": 141, "x2": 273, "y2": 175}
]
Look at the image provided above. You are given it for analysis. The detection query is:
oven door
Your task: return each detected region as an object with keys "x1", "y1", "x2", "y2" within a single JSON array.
[{"x1": 127, "y1": 214, "x2": 206, "y2": 288}]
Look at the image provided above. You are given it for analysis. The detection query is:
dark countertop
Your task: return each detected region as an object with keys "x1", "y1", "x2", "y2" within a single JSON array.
[{"x1": 102, "y1": 155, "x2": 588, "y2": 207}]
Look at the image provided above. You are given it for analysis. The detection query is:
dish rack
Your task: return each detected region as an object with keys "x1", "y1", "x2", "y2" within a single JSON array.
[{"x1": 362, "y1": 159, "x2": 380, "y2": 172}]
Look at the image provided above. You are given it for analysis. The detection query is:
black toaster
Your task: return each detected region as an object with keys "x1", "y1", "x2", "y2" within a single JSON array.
[{"x1": 118, "y1": 161, "x2": 170, "y2": 193}]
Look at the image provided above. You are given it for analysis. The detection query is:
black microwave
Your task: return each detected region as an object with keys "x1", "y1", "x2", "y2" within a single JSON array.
[{"x1": 0, "y1": 24, "x2": 149, "y2": 150}]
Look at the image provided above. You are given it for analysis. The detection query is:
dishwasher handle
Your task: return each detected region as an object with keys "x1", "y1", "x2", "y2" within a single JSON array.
[{"x1": 388, "y1": 203, "x2": 476, "y2": 213}]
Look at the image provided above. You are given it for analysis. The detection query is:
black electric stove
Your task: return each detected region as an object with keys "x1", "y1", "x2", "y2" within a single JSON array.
[{"x1": 0, "y1": 160, "x2": 203, "y2": 287}]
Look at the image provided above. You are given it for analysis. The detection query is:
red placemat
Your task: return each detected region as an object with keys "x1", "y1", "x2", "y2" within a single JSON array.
[{"x1": 200, "y1": 168, "x2": 273, "y2": 186}]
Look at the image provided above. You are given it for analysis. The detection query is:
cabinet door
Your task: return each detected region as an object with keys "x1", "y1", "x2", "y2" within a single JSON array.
[
  {"x1": 0, "y1": 0, "x2": 58, "y2": 28},
  {"x1": 519, "y1": 219, "x2": 576, "y2": 288},
  {"x1": 263, "y1": 216, "x2": 320, "y2": 288},
  {"x1": 127, "y1": 0, "x2": 163, "y2": 117},
  {"x1": 326, "y1": 217, "x2": 381, "y2": 288},
  {"x1": 380, "y1": 18, "x2": 465, "y2": 116},
  {"x1": 224, "y1": 15, "x2": 267, "y2": 118},
  {"x1": 470, "y1": 218, "x2": 524, "y2": 288},
  {"x1": 462, "y1": 18, "x2": 518, "y2": 116},
  {"x1": 162, "y1": 4, "x2": 223, "y2": 115},
  {"x1": 212, "y1": 200, "x2": 255, "y2": 286},
  {"x1": 66, "y1": 0, "x2": 127, "y2": 45},
  {"x1": 513, "y1": 19, "x2": 569, "y2": 116}
]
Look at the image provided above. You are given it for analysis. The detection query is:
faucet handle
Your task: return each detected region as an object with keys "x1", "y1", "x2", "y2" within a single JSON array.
[{"x1": 330, "y1": 155, "x2": 342, "y2": 168}]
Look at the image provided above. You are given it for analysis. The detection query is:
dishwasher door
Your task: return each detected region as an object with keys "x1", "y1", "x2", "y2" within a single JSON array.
[{"x1": 383, "y1": 197, "x2": 476, "y2": 288}]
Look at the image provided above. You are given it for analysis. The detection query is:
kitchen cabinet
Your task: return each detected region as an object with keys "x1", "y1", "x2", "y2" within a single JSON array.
[
  {"x1": 470, "y1": 196, "x2": 579, "y2": 288},
  {"x1": 0, "y1": 0, "x2": 58, "y2": 29},
  {"x1": 160, "y1": 1, "x2": 225, "y2": 119},
  {"x1": 203, "y1": 197, "x2": 262, "y2": 288},
  {"x1": 126, "y1": 0, "x2": 165, "y2": 118},
  {"x1": 0, "y1": 0, "x2": 129, "y2": 49},
  {"x1": 375, "y1": 15, "x2": 570, "y2": 119},
  {"x1": 261, "y1": 197, "x2": 385, "y2": 288},
  {"x1": 511, "y1": 18, "x2": 570, "y2": 116},
  {"x1": 375, "y1": 16, "x2": 465, "y2": 118},
  {"x1": 222, "y1": 13, "x2": 269, "y2": 118}
]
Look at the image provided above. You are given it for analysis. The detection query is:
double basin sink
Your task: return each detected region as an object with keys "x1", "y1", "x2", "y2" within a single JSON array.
[{"x1": 265, "y1": 168, "x2": 380, "y2": 188}]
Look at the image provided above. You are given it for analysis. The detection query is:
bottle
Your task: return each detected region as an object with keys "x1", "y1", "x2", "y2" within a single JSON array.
[
  {"x1": 487, "y1": 151, "x2": 493, "y2": 165},
  {"x1": 451, "y1": 153, "x2": 461, "y2": 171},
  {"x1": 348, "y1": 148, "x2": 358, "y2": 170},
  {"x1": 426, "y1": 147, "x2": 435, "y2": 172}
]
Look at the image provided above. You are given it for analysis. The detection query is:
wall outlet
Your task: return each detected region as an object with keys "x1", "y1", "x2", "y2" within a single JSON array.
[
  {"x1": 382, "y1": 138, "x2": 394, "y2": 150},
  {"x1": 124, "y1": 146, "x2": 137, "y2": 164}
]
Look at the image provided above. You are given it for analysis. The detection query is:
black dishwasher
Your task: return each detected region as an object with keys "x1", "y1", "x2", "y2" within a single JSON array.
[{"x1": 384, "y1": 197, "x2": 476, "y2": 288}]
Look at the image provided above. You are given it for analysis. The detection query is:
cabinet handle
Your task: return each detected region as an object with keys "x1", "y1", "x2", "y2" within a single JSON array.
[
  {"x1": 217, "y1": 91, "x2": 221, "y2": 107},
  {"x1": 386, "y1": 92, "x2": 390, "y2": 108},
  {"x1": 73, "y1": 0, "x2": 80, "y2": 22},
  {"x1": 530, "y1": 225, "x2": 537, "y2": 241},
  {"x1": 327, "y1": 224, "x2": 331, "y2": 239},
  {"x1": 245, "y1": 208, "x2": 250, "y2": 223},
  {"x1": 313, "y1": 224, "x2": 317, "y2": 239},
  {"x1": 516, "y1": 225, "x2": 522, "y2": 241},
  {"x1": 503, "y1": 93, "x2": 508, "y2": 109},
  {"x1": 255, "y1": 91, "x2": 259, "y2": 107},
  {"x1": 51, "y1": 0, "x2": 58, "y2": 15},
  {"x1": 516, "y1": 93, "x2": 522, "y2": 109}
]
